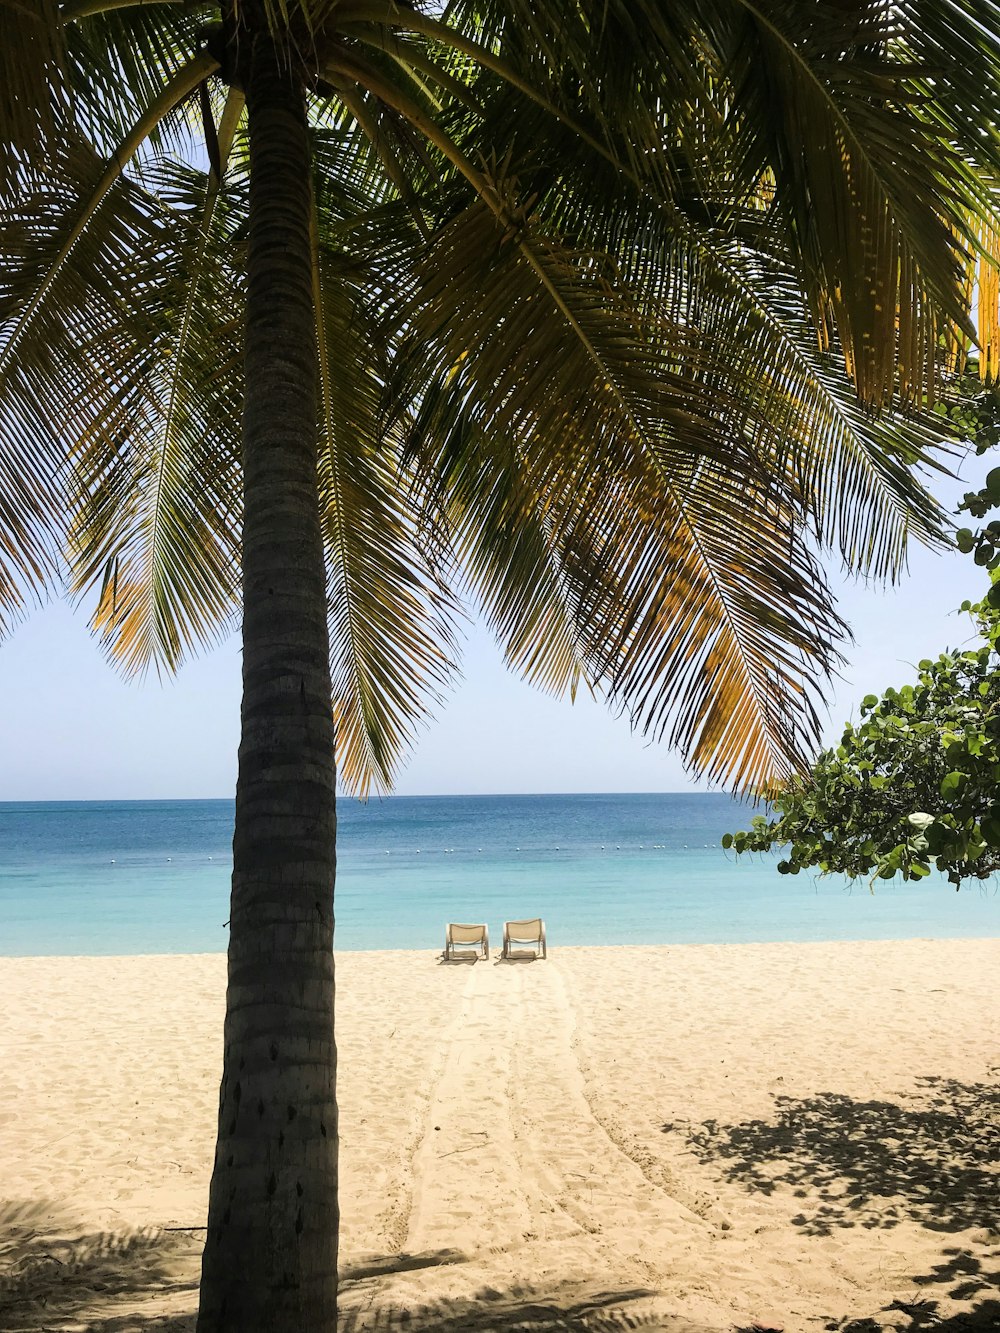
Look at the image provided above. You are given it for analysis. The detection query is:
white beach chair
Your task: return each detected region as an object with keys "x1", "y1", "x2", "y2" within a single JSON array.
[
  {"x1": 501, "y1": 917, "x2": 547, "y2": 960},
  {"x1": 444, "y1": 921, "x2": 489, "y2": 960}
]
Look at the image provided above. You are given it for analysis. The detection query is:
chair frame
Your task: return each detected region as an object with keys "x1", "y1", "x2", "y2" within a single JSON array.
[
  {"x1": 444, "y1": 921, "x2": 489, "y2": 960},
  {"x1": 501, "y1": 917, "x2": 547, "y2": 960}
]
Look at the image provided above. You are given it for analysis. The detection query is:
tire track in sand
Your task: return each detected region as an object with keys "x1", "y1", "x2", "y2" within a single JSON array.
[
  {"x1": 505, "y1": 958, "x2": 709, "y2": 1286},
  {"x1": 403, "y1": 957, "x2": 707, "y2": 1285},
  {"x1": 404, "y1": 958, "x2": 542, "y2": 1258}
]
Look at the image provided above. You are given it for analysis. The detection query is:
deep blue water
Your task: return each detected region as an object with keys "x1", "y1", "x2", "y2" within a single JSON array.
[{"x1": 0, "y1": 794, "x2": 996, "y2": 955}]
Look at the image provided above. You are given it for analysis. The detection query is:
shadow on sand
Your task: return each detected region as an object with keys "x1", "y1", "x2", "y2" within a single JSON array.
[
  {"x1": 822, "y1": 1242, "x2": 1000, "y2": 1332},
  {"x1": 339, "y1": 1270, "x2": 713, "y2": 1332},
  {"x1": 0, "y1": 1212, "x2": 722, "y2": 1333},
  {"x1": 0, "y1": 1198, "x2": 201, "y2": 1331},
  {"x1": 816, "y1": 1242, "x2": 1000, "y2": 1327},
  {"x1": 6, "y1": 1192, "x2": 996, "y2": 1332},
  {"x1": 671, "y1": 1075, "x2": 998, "y2": 1237}
]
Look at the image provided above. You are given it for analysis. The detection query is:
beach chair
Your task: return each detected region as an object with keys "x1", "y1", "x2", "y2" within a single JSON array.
[
  {"x1": 444, "y1": 922, "x2": 489, "y2": 960},
  {"x1": 501, "y1": 917, "x2": 547, "y2": 960}
]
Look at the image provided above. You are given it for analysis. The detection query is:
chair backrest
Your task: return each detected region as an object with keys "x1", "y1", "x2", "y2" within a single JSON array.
[
  {"x1": 506, "y1": 918, "x2": 542, "y2": 939},
  {"x1": 448, "y1": 923, "x2": 486, "y2": 943}
]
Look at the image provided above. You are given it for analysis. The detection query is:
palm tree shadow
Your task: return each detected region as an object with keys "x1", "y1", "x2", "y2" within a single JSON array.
[
  {"x1": 339, "y1": 1273, "x2": 717, "y2": 1331},
  {"x1": 672, "y1": 1075, "x2": 998, "y2": 1236},
  {"x1": 0, "y1": 1199, "x2": 200, "y2": 1332},
  {"x1": 1, "y1": 1211, "x2": 721, "y2": 1333}
]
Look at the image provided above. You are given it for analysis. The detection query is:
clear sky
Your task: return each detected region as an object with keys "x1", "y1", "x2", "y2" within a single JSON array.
[{"x1": 0, "y1": 455, "x2": 990, "y2": 802}]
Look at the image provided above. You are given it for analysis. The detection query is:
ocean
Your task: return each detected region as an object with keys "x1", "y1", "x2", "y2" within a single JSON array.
[{"x1": 0, "y1": 794, "x2": 996, "y2": 956}]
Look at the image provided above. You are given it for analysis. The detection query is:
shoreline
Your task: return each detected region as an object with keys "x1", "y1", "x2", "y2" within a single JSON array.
[
  {"x1": 3, "y1": 938, "x2": 998, "y2": 1331},
  {"x1": 2, "y1": 928, "x2": 999, "y2": 961}
]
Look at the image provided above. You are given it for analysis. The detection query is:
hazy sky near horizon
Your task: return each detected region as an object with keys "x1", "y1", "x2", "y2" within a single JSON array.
[{"x1": 0, "y1": 455, "x2": 991, "y2": 802}]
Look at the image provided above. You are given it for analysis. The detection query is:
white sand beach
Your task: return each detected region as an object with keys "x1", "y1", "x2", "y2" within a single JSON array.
[{"x1": 1, "y1": 938, "x2": 997, "y2": 1332}]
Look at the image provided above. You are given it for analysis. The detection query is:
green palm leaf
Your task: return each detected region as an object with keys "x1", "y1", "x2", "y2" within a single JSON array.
[
  {"x1": 311, "y1": 186, "x2": 460, "y2": 795},
  {"x1": 5, "y1": 0, "x2": 1000, "y2": 792},
  {"x1": 0, "y1": 135, "x2": 172, "y2": 632},
  {"x1": 66, "y1": 158, "x2": 246, "y2": 672},
  {"x1": 0, "y1": 0, "x2": 66, "y2": 203}
]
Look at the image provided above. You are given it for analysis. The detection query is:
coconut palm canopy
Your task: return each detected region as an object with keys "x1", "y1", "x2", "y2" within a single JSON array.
[
  {"x1": 5, "y1": 2, "x2": 1000, "y2": 1330},
  {"x1": 4, "y1": 0, "x2": 999, "y2": 794}
]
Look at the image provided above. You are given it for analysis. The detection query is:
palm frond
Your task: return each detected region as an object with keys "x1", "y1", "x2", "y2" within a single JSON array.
[
  {"x1": 61, "y1": 158, "x2": 246, "y2": 673},
  {"x1": 567, "y1": 455, "x2": 847, "y2": 789},
  {"x1": 10, "y1": 0, "x2": 1000, "y2": 798},
  {"x1": 312, "y1": 196, "x2": 459, "y2": 796},
  {"x1": 399, "y1": 379, "x2": 594, "y2": 700},
  {"x1": 441, "y1": 0, "x2": 1000, "y2": 411},
  {"x1": 0, "y1": 135, "x2": 169, "y2": 634},
  {"x1": 436, "y1": 58, "x2": 955, "y2": 576},
  {"x1": 384, "y1": 162, "x2": 954, "y2": 785},
  {"x1": 61, "y1": 3, "x2": 215, "y2": 158},
  {"x1": 631, "y1": 228, "x2": 954, "y2": 577},
  {"x1": 707, "y1": 0, "x2": 992, "y2": 405},
  {"x1": 0, "y1": 0, "x2": 65, "y2": 204},
  {"x1": 401, "y1": 361, "x2": 846, "y2": 790}
]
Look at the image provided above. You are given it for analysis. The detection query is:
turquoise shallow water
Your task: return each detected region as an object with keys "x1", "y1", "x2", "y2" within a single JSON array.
[{"x1": 0, "y1": 794, "x2": 996, "y2": 956}]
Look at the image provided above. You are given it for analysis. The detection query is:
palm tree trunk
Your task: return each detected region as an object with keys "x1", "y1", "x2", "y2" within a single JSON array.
[{"x1": 196, "y1": 35, "x2": 338, "y2": 1333}]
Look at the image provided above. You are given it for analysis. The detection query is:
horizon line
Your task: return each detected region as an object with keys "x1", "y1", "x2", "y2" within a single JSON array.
[{"x1": 0, "y1": 788, "x2": 739, "y2": 804}]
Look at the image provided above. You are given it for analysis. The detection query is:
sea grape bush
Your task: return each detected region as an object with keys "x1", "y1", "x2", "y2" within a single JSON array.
[
  {"x1": 723, "y1": 620, "x2": 1000, "y2": 887},
  {"x1": 726, "y1": 388, "x2": 1000, "y2": 889}
]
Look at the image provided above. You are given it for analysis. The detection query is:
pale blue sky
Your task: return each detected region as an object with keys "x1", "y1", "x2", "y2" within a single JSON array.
[{"x1": 0, "y1": 456, "x2": 989, "y2": 801}]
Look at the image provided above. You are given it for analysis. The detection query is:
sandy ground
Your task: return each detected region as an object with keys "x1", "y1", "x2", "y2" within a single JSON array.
[{"x1": 0, "y1": 938, "x2": 997, "y2": 1332}]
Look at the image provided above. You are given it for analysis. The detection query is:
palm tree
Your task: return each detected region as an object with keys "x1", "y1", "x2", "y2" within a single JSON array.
[{"x1": 3, "y1": 2, "x2": 1000, "y2": 1329}]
